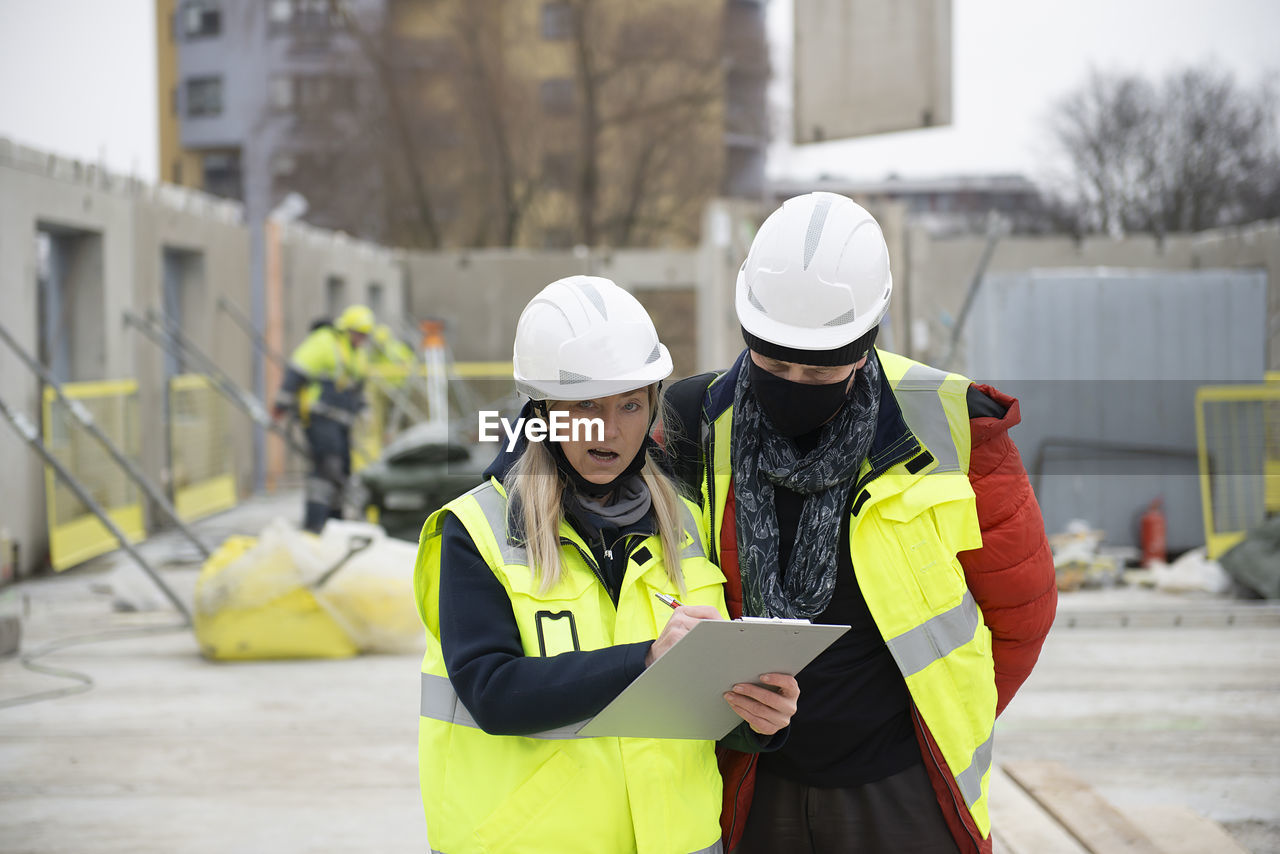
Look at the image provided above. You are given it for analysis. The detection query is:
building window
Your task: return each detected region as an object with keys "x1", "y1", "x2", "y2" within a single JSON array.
[
  {"x1": 268, "y1": 0, "x2": 293, "y2": 26},
  {"x1": 186, "y1": 76, "x2": 223, "y2": 117},
  {"x1": 202, "y1": 150, "x2": 242, "y2": 200},
  {"x1": 326, "y1": 276, "x2": 347, "y2": 317},
  {"x1": 540, "y1": 78, "x2": 575, "y2": 115},
  {"x1": 541, "y1": 2, "x2": 573, "y2": 40},
  {"x1": 181, "y1": 1, "x2": 221, "y2": 38},
  {"x1": 270, "y1": 0, "x2": 343, "y2": 34},
  {"x1": 367, "y1": 283, "x2": 384, "y2": 318},
  {"x1": 269, "y1": 75, "x2": 294, "y2": 111}
]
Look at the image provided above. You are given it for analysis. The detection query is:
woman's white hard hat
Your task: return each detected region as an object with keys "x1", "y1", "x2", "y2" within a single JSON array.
[{"x1": 513, "y1": 275, "x2": 673, "y2": 401}]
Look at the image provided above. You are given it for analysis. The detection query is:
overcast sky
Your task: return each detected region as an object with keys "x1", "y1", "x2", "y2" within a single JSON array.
[{"x1": 1, "y1": 0, "x2": 1277, "y2": 187}]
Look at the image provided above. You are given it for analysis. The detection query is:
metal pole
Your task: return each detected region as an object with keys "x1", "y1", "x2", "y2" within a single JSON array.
[
  {"x1": 0, "y1": 395, "x2": 193, "y2": 624},
  {"x1": 0, "y1": 323, "x2": 211, "y2": 560},
  {"x1": 123, "y1": 311, "x2": 312, "y2": 460},
  {"x1": 217, "y1": 295, "x2": 288, "y2": 370},
  {"x1": 940, "y1": 230, "x2": 1000, "y2": 371}
]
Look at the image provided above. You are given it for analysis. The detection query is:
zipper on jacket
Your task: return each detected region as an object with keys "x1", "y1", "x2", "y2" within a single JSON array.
[
  {"x1": 726, "y1": 751, "x2": 758, "y2": 847},
  {"x1": 704, "y1": 424, "x2": 719, "y2": 565},
  {"x1": 558, "y1": 536, "x2": 613, "y2": 599},
  {"x1": 911, "y1": 704, "x2": 982, "y2": 853}
]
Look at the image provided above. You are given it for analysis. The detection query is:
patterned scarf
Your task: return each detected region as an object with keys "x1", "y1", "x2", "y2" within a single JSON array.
[{"x1": 732, "y1": 351, "x2": 883, "y2": 618}]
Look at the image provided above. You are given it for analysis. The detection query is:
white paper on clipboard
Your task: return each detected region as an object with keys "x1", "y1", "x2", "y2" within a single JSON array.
[{"x1": 577, "y1": 619, "x2": 849, "y2": 741}]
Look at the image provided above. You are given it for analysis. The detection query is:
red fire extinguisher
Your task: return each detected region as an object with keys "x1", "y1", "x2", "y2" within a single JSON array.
[{"x1": 1140, "y1": 498, "x2": 1167, "y2": 566}]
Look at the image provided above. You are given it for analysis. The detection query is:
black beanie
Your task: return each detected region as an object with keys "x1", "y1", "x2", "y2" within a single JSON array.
[{"x1": 741, "y1": 323, "x2": 879, "y2": 367}]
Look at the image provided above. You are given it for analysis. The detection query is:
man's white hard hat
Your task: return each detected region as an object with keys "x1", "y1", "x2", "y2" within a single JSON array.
[
  {"x1": 513, "y1": 275, "x2": 673, "y2": 401},
  {"x1": 737, "y1": 192, "x2": 892, "y2": 364}
]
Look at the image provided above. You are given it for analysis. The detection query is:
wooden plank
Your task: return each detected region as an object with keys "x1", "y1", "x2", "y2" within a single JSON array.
[
  {"x1": 1003, "y1": 760, "x2": 1162, "y2": 854},
  {"x1": 1126, "y1": 805, "x2": 1251, "y2": 854},
  {"x1": 990, "y1": 765, "x2": 1088, "y2": 854}
]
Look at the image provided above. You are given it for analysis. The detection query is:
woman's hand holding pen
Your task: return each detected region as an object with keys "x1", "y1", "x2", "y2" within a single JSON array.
[{"x1": 644, "y1": 602, "x2": 724, "y2": 668}]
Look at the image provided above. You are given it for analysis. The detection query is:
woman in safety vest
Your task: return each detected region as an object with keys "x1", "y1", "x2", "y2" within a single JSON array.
[{"x1": 412, "y1": 276, "x2": 800, "y2": 854}]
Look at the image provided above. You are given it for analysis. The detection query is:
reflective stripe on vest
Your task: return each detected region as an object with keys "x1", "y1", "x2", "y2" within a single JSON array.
[
  {"x1": 885, "y1": 591, "x2": 980, "y2": 677},
  {"x1": 895, "y1": 362, "x2": 963, "y2": 473},
  {"x1": 468, "y1": 479, "x2": 708, "y2": 566},
  {"x1": 427, "y1": 842, "x2": 722, "y2": 854},
  {"x1": 420, "y1": 672, "x2": 590, "y2": 739}
]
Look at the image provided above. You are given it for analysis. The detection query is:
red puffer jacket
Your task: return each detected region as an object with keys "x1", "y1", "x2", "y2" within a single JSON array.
[{"x1": 716, "y1": 384, "x2": 1057, "y2": 853}]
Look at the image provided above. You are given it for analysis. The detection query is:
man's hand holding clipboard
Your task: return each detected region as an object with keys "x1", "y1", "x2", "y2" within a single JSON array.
[{"x1": 644, "y1": 593, "x2": 801, "y2": 737}]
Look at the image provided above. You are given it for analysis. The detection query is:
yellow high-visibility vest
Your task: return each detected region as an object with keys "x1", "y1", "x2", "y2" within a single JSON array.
[
  {"x1": 703, "y1": 350, "x2": 995, "y2": 838},
  {"x1": 288, "y1": 326, "x2": 368, "y2": 425},
  {"x1": 413, "y1": 479, "x2": 727, "y2": 854}
]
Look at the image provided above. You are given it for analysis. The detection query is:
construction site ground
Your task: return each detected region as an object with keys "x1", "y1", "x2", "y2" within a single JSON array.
[{"x1": 1, "y1": 492, "x2": 1278, "y2": 853}]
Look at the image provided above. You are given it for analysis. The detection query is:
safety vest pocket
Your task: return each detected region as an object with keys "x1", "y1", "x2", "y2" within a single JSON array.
[
  {"x1": 891, "y1": 508, "x2": 968, "y2": 612},
  {"x1": 473, "y1": 748, "x2": 582, "y2": 853}
]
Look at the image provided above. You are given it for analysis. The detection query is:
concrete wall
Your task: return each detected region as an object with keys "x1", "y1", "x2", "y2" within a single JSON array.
[
  {"x1": 1, "y1": 139, "x2": 411, "y2": 580},
  {"x1": 1, "y1": 140, "x2": 152, "y2": 580},
  {"x1": 965, "y1": 269, "x2": 1268, "y2": 551},
  {"x1": 132, "y1": 185, "x2": 253, "y2": 499},
  {"x1": 900, "y1": 222, "x2": 1280, "y2": 373},
  {"x1": 277, "y1": 222, "x2": 406, "y2": 352},
  {"x1": 403, "y1": 247, "x2": 705, "y2": 379}
]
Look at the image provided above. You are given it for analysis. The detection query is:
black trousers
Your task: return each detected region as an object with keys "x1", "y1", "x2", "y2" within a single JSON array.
[
  {"x1": 303, "y1": 416, "x2": 351, "y2": 533},
  {"x1": 733, "y1": 762, "x2": 961, "y2": 854}
]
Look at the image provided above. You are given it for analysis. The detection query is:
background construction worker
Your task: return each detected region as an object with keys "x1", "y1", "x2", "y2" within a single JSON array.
[
  {"x1": 272, "y1": 304, "x2": 374, "y2": 533},
  {"x1": 661, "y1": 193, "x2": 1057, "y2": 853}
]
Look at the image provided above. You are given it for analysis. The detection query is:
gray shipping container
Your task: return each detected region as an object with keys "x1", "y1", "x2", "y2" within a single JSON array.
[{"x1": 961, "y1": 268, "x2": 1268, "y2": 554}]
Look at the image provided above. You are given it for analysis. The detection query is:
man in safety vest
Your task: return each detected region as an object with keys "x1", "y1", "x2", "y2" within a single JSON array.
[
  {"x1": 272, "y1": 304, "x2": 374, "y2": 533},
  {"x1": 661, "y1": 193, "x2": 1057, "y2": 853}
]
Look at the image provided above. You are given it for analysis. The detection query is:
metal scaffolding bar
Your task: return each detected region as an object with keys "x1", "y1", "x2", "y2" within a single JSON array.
[{"x1": 0, "y1": 323, "x2": 212, "y2": 560}]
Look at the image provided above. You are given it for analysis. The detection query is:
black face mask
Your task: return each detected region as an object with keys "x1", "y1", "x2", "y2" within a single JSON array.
[{"x1": 748, "y1": 359, "x2": 855, "y2": 438}]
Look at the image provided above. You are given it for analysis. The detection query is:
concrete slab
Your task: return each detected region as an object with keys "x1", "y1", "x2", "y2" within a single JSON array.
[{"x1": 3, "y1": 509, "x2": 1279, "y2": 852}]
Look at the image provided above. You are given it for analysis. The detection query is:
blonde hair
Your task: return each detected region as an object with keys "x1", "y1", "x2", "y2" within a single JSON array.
[{"x1": 502, "y1": 387, "x2": 688, "y2": 596}]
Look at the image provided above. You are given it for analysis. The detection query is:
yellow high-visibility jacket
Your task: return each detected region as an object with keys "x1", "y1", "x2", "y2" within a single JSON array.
[
  {"x1": 274, "y1": 325, "x2": 368, "y2": 426},
  {"x1": 703, "y1": 350, "x2": 995, "y2": 840},
  {"x1": 414, "y1": 480, "x2": 727, "y2": 854}
]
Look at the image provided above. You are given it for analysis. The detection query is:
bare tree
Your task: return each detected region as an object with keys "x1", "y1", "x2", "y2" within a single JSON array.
[
  {"x1": 305, "y1": 0, "x2": 737, "y2": 249},
  {"x1": 1045, "y1": 66, "x2": 1280, "y2": 237}
]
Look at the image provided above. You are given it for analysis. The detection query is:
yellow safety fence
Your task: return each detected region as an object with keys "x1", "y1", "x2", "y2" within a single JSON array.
[
  {"x1": 43, "y1": 380, "x2": 145, "y2": 570},
  {"x1": 169, "y1": 373, "x2": 237, "y2": 522},
  {"x1": 1195, "y1": 381, "x2": 1280, "y2": 558}
]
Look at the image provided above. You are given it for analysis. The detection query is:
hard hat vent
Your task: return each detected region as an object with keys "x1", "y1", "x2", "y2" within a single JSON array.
[
  {"x1": 579, "y1": 281, "x2": 608, "y2": 318},
  {"x1": 645, "y1": 343, "x2": 662, "y2": 364},
  {"x1": 825, "y1": 306, "x2": 859, "y2": 327},
  {"x1": 803, "y1": 196, "x2": 834, "y2": 270},
  {"x1": 559, "y1": 369, "x2": 590, "y2": 385}
]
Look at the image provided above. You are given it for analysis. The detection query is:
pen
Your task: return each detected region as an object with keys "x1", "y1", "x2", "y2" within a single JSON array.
[{"x1": 654, "y1": 592, "x2": 682, "y2": 609}]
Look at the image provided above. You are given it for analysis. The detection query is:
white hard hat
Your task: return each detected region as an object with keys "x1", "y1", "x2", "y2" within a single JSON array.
[
  {"x1": 737, "y1": 192, "x2": 891, "y2": 365},
  {"x1": 513, "y1": 275, "x2": 673, "y2": 401}
]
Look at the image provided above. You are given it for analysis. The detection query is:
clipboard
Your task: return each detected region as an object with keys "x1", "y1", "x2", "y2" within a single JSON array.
[{"x1": 577, "y1": 619, "x2": 849, "y2": 741}]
